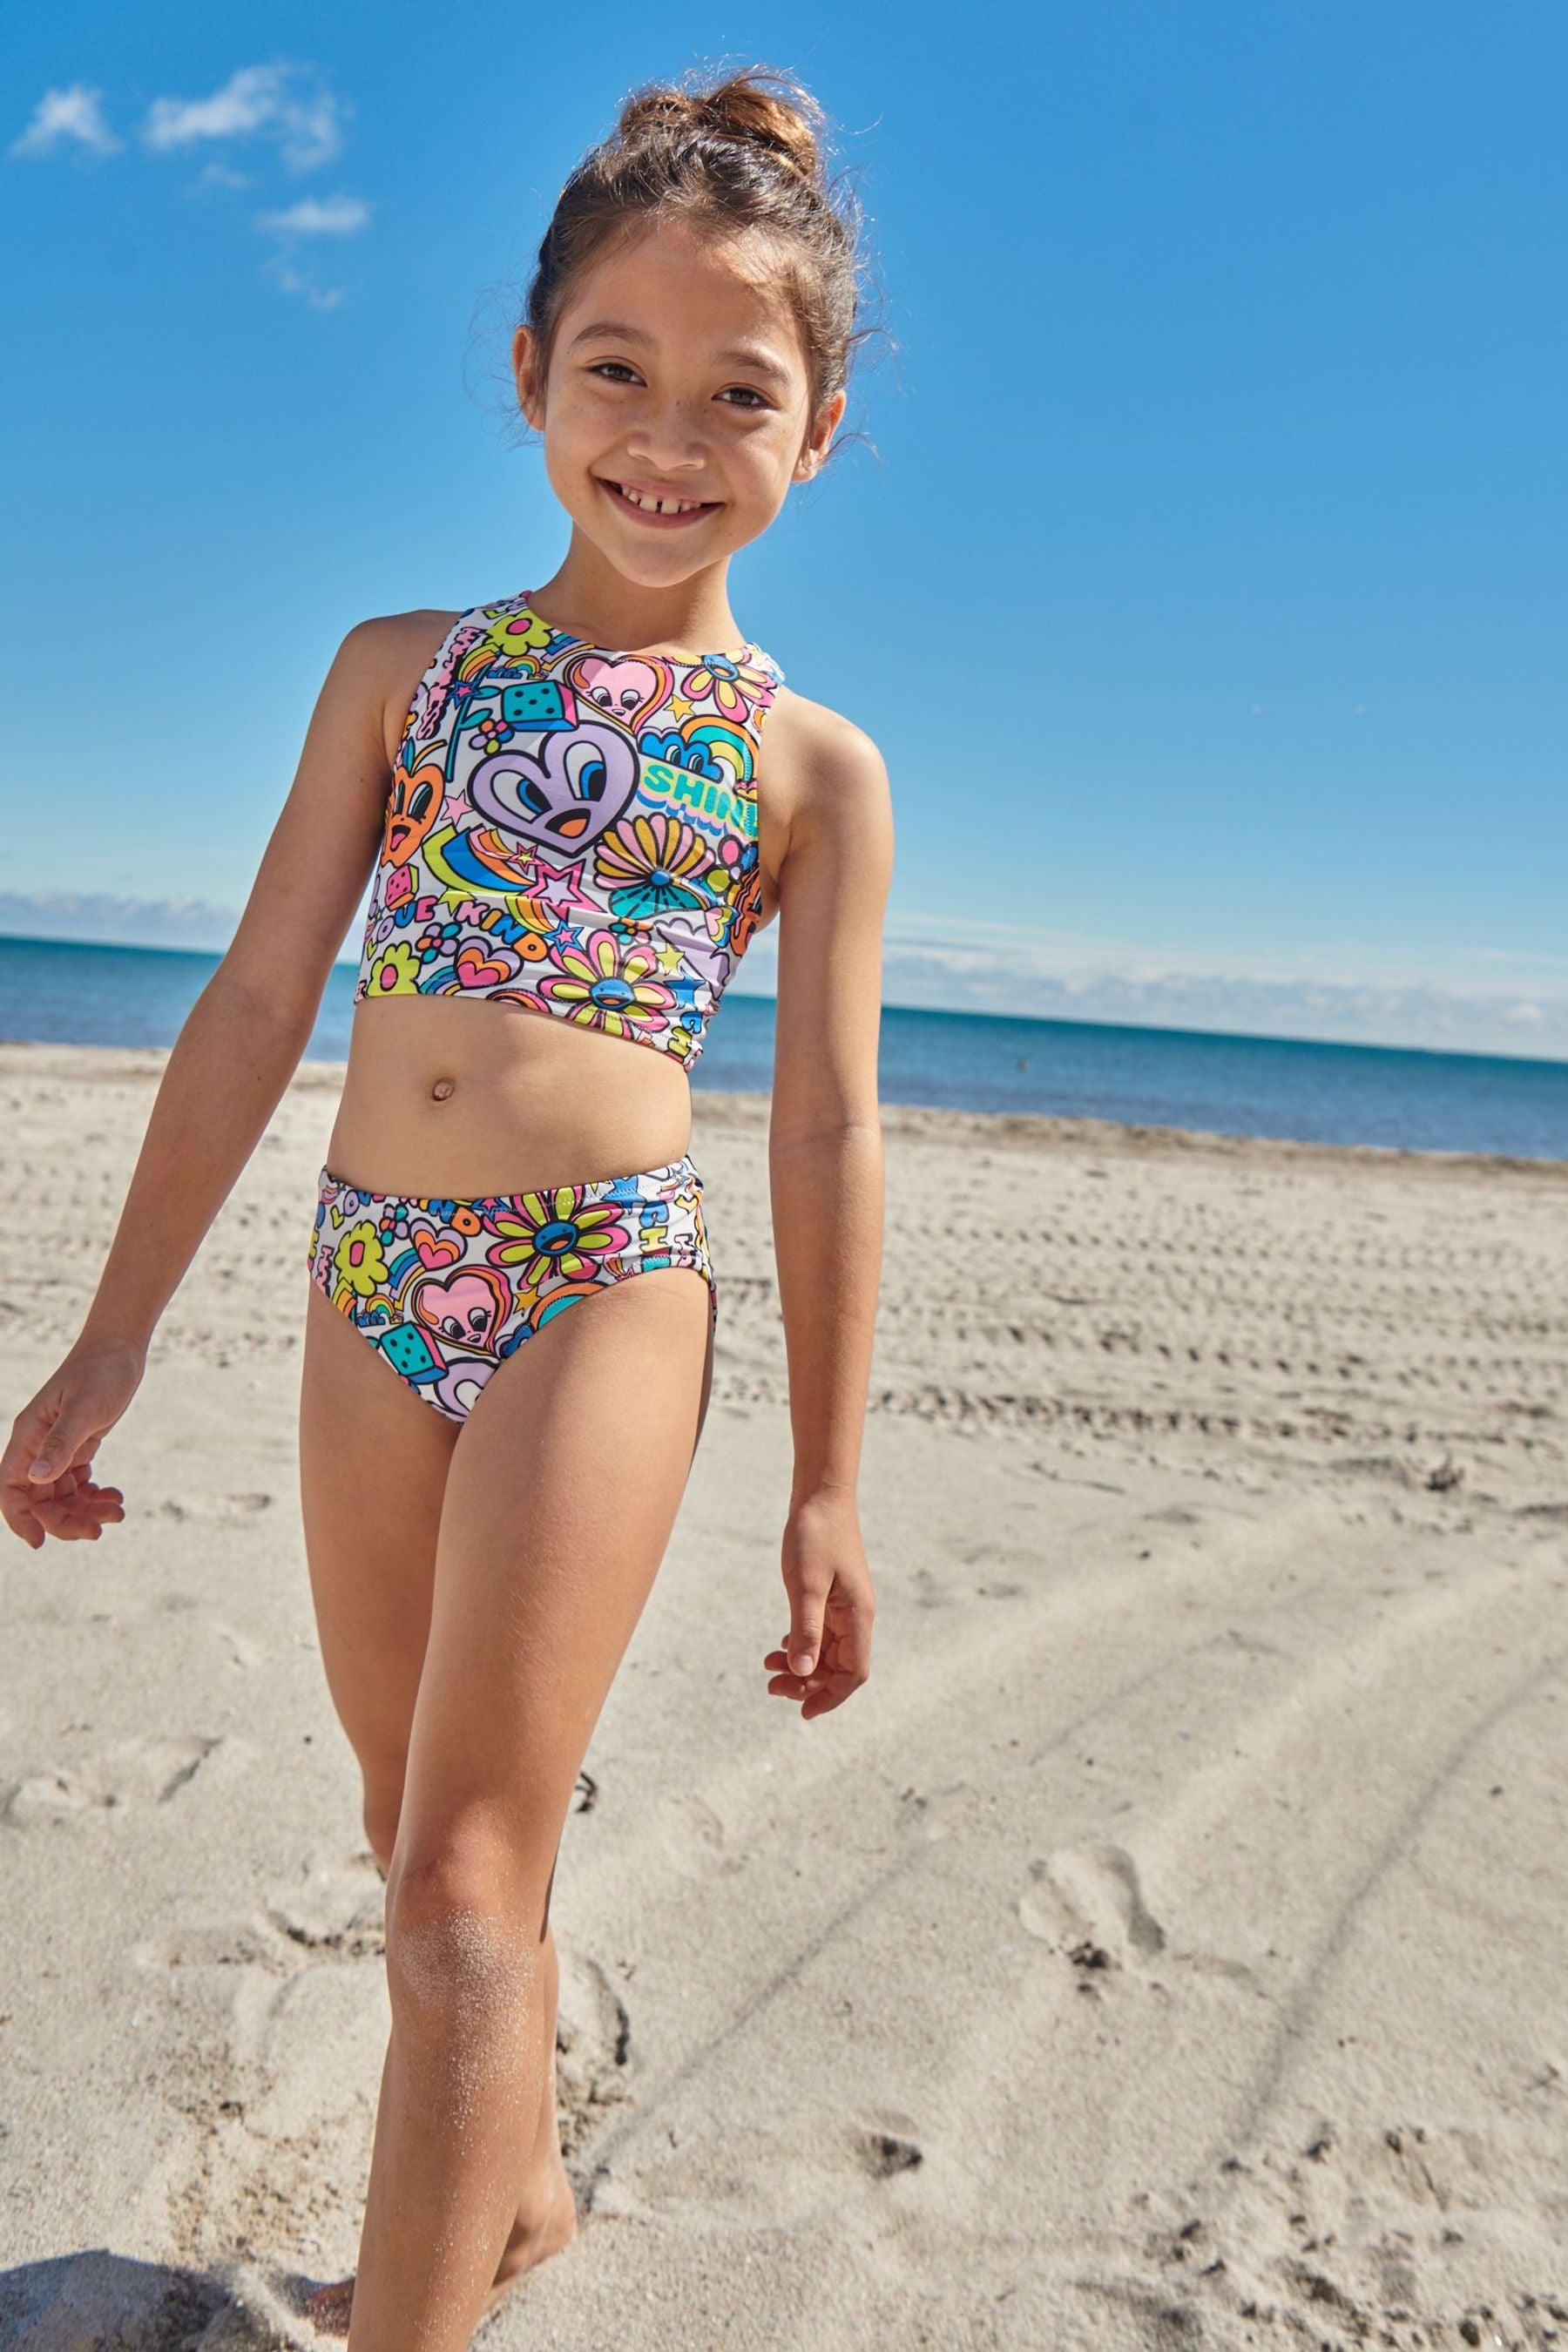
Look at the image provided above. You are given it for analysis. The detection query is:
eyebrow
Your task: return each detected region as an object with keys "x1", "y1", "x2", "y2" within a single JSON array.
[{"x1": 567, "y1": 319, "x2": 794, "y2": 388}]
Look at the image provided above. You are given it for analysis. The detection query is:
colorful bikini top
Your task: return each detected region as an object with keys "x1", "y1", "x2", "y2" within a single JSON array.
[{"x1": 355, "y1": 588, "x2": 785, "y2": 1067}]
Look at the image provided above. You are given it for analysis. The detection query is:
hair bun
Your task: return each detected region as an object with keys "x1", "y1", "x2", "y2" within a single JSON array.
[{"x1": 616, "y1": 69, "x2": 826, "y2": 186}]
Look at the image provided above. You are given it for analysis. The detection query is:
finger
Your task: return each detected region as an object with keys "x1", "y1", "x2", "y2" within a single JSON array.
[
  {"x1": 65, "y1": 1476, "x2": 123, "y2": 1511},
  {"x1": 2, "y1": 1497, "x2": 47, "y2": 1549},
  {"x1": 765, "y1": 1659, "x2": 853, "y2": 1699},
  {"x1": 783, "y1": 1586, "x2": 830, "y2": 1679},
  {"x1": 30, "y1": 1503, "x2": 104, "y2": 1541},
  {"x1": 29, "y1": 1485, "x2": 112, "y2": 1535},
  {"x1": 766, "y1": 1669, "x2": 857, "y2": 1717},
  {"x1": 25, "y1": 1417, "x2": 104, "y2": 1486}
]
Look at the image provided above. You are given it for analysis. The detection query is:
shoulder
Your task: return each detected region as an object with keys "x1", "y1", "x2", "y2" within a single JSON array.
[
  {"x1": 760, "y1": 685, "x2": 893, "y2": 862},
  {"x1": 335, "y1": 607, "x2": 466, "y2": 675},
  {"x1": 329, "y1": 609, "x2": 465, "y2": 765},
  {"x1": 765, "y1": 685, "x2": 887, "y2": 782}
]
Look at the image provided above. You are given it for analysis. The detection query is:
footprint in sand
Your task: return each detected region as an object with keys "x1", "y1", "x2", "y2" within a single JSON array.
[
  {"x1": 1019, "y1": 1842, "x2": 1167, "y2": 1965},
  {"x1": 154, "y1": 1492, "x2": 275, "y2": 1524},
  {"x1": 133, "y1": 1855, "x2": 388, "y2": 1980},
  {"x1": 1020, "y1": 1845, "x2": 1262, "y2": 1990},
  {"x1": 555, "y1": 1947, "x2": 635, "y2": 2159},
  {"x1": 1, "y1": 1734, "x2": 233, "y2": 1826}
]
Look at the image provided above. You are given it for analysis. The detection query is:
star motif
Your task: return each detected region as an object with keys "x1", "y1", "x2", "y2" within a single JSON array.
[{"x1": 526, "y1": 852, "x2": 590, "y2": 910}]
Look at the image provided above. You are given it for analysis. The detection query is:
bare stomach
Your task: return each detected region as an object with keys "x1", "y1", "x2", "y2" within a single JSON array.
[{"x1": 323, "y1": 997, "x2": 697, "y2": 1199}]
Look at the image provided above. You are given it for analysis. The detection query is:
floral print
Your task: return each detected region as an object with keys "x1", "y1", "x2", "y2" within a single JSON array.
[
  {"x1": 307, "y1": 1156, "x2": 716, "y2": 1424},
  {"x1": 353, "y1": 590, "x2": 783, "y2": 1064},
  {"x1": 522, "y1": 927, "x2": 683, "y2": 1049}
]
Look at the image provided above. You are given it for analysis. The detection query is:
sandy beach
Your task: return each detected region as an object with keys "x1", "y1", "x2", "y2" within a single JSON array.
[{"x1": 1, "y1": 1037, "x2": 1565, "y2": 2351}]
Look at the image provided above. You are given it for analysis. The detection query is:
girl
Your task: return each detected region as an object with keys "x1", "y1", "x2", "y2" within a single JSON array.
[{"x1": 1, "y1": 64, "x2": 893, "y2": 2352}]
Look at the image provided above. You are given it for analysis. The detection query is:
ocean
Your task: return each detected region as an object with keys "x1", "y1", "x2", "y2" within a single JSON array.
[{"x1": 1, "y1": 932, "x2": 1564, "y2": 1161}]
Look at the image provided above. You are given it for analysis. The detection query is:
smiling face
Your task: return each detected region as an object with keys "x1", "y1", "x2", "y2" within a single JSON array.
[{"x1": 512, "y1": 217, "x2": 845, "y2": 590}]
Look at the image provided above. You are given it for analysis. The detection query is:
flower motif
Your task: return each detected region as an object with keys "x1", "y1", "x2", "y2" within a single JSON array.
[
  {"x1": 366, "y1": 940, "x2": 423, "y2": 997},
  {"x1": 471, "y1": 712, "x2": 514, "y2": 754},
  {"x1": 333, "y1": 1220, "x2": 389, "y2": 1297},
  {"x1": 482, "y1": 606, "x2": 553, "y2": 664},
  {"x1": 593, "y1": 813, "x2": 713, "y2": 920},
  {"x1": 531, "y1": 929, "x2": 678, "y2": 1043},
  {"x1": 684, "y1": 653, "x2": 772, "y2": 721},
  {"x1": 415, "y1": 916, "x2": 465, "y2": 966},
  {"x1": 483, "y1": 1192, "x2": 631, "y2": 1289}
]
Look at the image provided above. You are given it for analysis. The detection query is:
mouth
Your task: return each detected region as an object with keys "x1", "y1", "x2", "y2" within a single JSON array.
[{"x1": 598, "y1": 476, "x2": 722, "y2": 530}]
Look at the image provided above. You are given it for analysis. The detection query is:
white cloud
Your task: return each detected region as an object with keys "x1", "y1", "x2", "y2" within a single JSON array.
[
  {"x1": 3, "y1": 890, "x2": 1563, "y2": 1064},
  {"x1": 257, "y1": 193, "x2": 369, "y2": 236},
  {"x1": 728, "y1": 909, "x2": 1568, "y2": 1062},
  {"x1": 263, "y1": 254, "x2": 346, "y2": 310},
  {"x1": 143, "y1": 64, "x2": 344, "y2": 172},
  {"x1": 0, "y1": 891, "x2": 240, "y2": 952},
  {"x1": 9, "y1": 84, "x2": 120, "y2": 159}
]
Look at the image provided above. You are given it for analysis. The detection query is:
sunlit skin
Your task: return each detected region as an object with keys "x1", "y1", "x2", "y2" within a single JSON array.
[
  {"x1": 2, "y1": 205, "x2": 889, "y2": 2352},
  {"x1": 511, "y1": 214, "x2": 845, "y2": 655}
]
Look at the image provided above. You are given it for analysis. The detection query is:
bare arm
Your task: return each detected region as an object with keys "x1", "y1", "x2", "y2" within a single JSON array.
[
  {"x1": 762, "y1": 706, "x2": 896, "y2": 1716},
  {"x1": 1, "y1": 617, "x2": 409, "y2": 1545},
  {"x1": 74, "y1": 620, "x2": 399, "y2": 1350}
]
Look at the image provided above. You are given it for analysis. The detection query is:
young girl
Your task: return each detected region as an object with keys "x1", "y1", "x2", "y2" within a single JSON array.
[{"x1": 1, "y1": 65, "x2": 893, "y2": 2351}]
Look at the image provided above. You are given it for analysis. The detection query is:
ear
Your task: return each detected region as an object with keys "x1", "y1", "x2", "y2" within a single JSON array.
[
  {"x1": 794, "y1": 388, "x2": 848, "y2": 483},
  {"x1": 512, "y1": 322, "x2": 545, "y2": 432}
]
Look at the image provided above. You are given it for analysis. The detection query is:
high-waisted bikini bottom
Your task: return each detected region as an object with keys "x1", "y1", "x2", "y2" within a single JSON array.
[{"x1": 306, "y1": 1153, "x2": 716, "y2": 1425}]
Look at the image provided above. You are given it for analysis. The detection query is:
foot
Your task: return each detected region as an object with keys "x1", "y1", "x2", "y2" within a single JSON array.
[{"x1": 301, "y1": 2159, "x2": 578, "y2": 2335}]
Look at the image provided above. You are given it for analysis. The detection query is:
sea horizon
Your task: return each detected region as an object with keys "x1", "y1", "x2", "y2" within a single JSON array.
[{"x1": 2, "y1": 929, "x2": 1565, "y2": 1163}]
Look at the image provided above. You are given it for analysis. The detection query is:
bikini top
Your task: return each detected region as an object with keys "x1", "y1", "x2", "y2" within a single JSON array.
[{"x1": 355, "y1": 588, "x2": 785, "y2": 1066}]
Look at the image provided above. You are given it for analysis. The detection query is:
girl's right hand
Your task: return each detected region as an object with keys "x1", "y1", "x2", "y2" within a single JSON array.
[{"x1": 1, "y1": 1337, "x2": 142, "y2": 1549}]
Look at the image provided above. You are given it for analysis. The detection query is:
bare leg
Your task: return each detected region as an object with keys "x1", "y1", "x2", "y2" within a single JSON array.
[
  {"x1": 295, "y1": 1275, "x2": 713, "y2": 2329},
  {"x1": 301, "y1": 1267, "x2": 713, "y2": 2350}
]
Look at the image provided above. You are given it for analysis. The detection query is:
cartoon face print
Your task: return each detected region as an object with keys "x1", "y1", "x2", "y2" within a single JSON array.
[
  {"x1": 568, "y1": 653, "x2": 672, "y2": 733},
  {"x1": 382, "y1": 751, "x2": 445, "y2": 868},
  {"x1": 466, "y1": 722, "x2": 640, "y2": 854},
  {"x1": 410, "y1": 1266, "x2": 511, "y2": 1356}
]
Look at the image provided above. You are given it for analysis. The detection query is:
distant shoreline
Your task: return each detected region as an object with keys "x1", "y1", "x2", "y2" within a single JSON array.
[{"x1": 4, "y1": 1037, "x2": 1563, "y2": 1183}]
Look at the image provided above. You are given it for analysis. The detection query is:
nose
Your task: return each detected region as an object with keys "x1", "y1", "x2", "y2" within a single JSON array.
[{"x1": 625, "y1": 397, "x2": 708, "y2": 475}]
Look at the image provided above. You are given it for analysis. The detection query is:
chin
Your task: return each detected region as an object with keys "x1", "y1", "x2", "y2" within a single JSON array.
[{"x1": 576, "y1": 519, "x2": 738, "y2": 587}]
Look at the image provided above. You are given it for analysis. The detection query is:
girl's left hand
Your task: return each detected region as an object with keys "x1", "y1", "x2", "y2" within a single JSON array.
[{"x1": 764, "y1": 1490, "x2": 875, "y2": 1719}]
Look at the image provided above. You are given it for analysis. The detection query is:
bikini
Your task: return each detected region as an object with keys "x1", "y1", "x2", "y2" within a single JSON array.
[{"x1": 306, "y1": 587, "x2": 783, "y2": 1424}]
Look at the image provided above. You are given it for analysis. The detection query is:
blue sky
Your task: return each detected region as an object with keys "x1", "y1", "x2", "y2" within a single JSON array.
[{"x1": 3, "y1": 1, "x2": 1564, "y2": 1058}]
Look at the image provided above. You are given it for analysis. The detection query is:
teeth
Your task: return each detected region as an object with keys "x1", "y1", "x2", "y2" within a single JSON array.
[{"x1": 618, "y1": 483, "x2": 705, "y2": 515}]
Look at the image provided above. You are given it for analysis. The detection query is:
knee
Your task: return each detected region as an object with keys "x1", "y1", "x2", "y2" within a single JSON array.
[{"x1": 384, "y1": 1839, "x2": 544, "y2": 2033}]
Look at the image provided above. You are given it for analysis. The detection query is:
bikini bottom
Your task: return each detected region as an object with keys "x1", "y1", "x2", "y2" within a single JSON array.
[{"x1": 305, "y1": 1153, "x2": 716, "y2": 1426}]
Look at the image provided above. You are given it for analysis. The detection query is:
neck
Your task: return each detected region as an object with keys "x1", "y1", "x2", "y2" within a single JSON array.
[{"x1": 527, "y1": 530, "x2": 745, "y2": 653}]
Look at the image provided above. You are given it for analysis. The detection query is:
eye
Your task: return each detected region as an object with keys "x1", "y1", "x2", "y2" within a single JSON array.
[
  {"x1": 718, "y1": 385, "x2": 772, "y2": 409},
  {"x1": 589, "y1": 360, "x2": 641, "y2": 384}
]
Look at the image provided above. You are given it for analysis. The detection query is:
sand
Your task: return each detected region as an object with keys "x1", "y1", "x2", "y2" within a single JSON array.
[{"x1": 0, "y1": 1037, "x2": 1565, "y2": 2351}]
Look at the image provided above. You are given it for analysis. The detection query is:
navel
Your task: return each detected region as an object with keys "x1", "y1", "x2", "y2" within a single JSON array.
[{"x1": 430, "y1": 1077, "x2": 456, "y2": 1103}]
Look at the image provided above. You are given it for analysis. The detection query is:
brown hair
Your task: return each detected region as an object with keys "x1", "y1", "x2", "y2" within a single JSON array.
[{"x1": 520, "y1": 65, "x2": 872, "y2": 440}]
